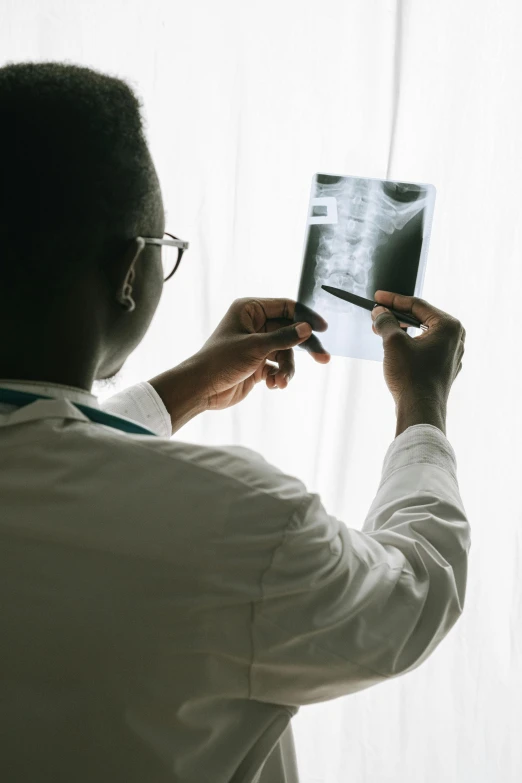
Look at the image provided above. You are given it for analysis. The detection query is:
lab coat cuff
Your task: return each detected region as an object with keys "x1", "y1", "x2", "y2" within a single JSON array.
[
  {"x1": 101, "y1": 381, "x2": 173, "y2": 439},
  {"x1": 379, "y1": 424, "x2": 458, "y2": 488}
]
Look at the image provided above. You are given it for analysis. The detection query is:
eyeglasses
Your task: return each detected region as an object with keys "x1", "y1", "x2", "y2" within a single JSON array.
[{"x1": 138, "y1": 231, "x2": 190, "y2": 282}]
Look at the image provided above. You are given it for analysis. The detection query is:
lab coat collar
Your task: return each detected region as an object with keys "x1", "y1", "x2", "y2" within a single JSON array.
[
  {"x1": 0, "y1": 396, "x2": 92, "y2": 430},
  {"x1": 0, "y1": 379, "x2": 99, "y2": 408},
  {"x1": 0, "y1": 379, "x2": 98, "y2": 431}
]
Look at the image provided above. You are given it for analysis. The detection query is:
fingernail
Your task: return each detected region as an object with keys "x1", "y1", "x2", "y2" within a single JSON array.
[
  {"x1": 284, "y1": 374, "x2": 290, "y2": 383},
  {"x1": 296, "y1": 322, "x2": 312, "y2": 337},
  {"x1": 371, "y1": 306, "x2": 388, "y2": 319}
]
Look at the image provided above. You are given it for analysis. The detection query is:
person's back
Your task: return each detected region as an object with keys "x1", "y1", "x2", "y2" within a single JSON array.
[
  {"x1": 0, "y1": 399, "x2": 309, "y2": 781},
  {"x1": 0, "y1": 417, "x2": 181, "y2": 780}
]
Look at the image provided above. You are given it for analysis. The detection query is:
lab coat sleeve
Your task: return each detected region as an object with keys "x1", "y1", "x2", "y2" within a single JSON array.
[
  {"x1": 101, "y1": 381, "x2": 172, "y2": 439},
  {"x1": 250, "y1": 424, "x2": 470, "y2": 708}
]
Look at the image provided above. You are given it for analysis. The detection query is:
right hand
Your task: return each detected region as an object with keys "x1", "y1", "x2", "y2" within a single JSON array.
[{"x1": 371, "y1": 291, "x2": 466, "y2": 408}]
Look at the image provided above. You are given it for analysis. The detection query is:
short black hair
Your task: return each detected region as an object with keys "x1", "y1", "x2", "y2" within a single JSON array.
[{"x1": 0, "y1": 60, "x2": 157, "y2": 292}]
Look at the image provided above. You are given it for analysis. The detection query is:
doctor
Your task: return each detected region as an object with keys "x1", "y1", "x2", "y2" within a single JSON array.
[{"x1": 0, "y1": 62, "x2": 469, "y2": 783}]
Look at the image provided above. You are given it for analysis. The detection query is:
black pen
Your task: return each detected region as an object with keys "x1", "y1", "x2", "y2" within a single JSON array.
[{"x1": 321, "y1": 285, "x2": 428, "y2": 331}]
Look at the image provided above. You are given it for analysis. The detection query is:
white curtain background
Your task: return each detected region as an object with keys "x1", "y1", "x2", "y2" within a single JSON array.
[{"x1": 2, "y1": 1, "x2": 522, "y2": 780}]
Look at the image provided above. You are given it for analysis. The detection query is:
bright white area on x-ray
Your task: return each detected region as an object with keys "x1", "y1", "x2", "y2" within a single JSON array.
[{"x1": 303, "y1": 176, "x2": 431, "y2": 361}]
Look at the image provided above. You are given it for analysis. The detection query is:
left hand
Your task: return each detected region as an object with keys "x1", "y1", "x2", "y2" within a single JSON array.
[{"x1": 192, "y1": 297, "x2": 330, "y2": 410}]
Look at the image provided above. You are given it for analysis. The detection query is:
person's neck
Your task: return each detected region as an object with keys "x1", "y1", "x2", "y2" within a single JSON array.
[
  {"x1": 0, "y1": 368, "x2": 94, "y2": 393},
  {"x1": 0, "y1": 290, "x2": 106, "y2": 393},
  {"x1": 0, "y1": 352, "x2": 97, "y2": 394}
]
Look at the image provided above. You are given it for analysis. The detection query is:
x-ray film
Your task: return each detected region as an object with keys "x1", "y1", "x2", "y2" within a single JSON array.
[{"x1": 297, "y1": 173, "x2": 436, "y2": 361}]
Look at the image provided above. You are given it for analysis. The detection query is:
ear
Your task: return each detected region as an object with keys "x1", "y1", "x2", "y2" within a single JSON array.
[{"x1": 122, "y1": 237, "x2": 145, "y2": 288}]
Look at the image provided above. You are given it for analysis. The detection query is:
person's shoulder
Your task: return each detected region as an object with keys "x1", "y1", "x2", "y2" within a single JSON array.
[
  {"x1": 123, "y1": 435, "x2": 310, "y2": 509},
  {"x1": 147, "y1": 437, "x2": 304, "y2": 491}
]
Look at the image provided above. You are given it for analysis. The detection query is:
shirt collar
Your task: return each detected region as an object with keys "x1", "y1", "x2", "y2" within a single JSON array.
[{"x1": 0, "y1": 379, "x2": 99, "y2": 409}]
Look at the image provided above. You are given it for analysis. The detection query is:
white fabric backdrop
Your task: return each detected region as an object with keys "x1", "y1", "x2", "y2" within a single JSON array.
[{"x1": 2, "y1": 1, "x2": 522, "y2": 780}]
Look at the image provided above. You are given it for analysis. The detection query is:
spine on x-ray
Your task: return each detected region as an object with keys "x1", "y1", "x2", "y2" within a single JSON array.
[{"x1": 311, "y1": 178, "x2": 426, "y2": 301}]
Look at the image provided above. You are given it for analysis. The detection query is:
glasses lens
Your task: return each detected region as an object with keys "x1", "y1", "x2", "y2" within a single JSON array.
[{"x1": 162, "y1": 236, "x2": 180, "y2": 280}]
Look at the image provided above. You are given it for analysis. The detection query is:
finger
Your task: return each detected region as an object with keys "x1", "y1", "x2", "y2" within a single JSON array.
[
  {"x1": 373, "y1": 290, "x2": 450, "y2": 328},
  {"x1": 371, "y1": 305, "x2": 408, "y2": 342},
  {"x1": 262, "y1": 360, "x2": 276, "y2": 378},
  {"x1": 254, "y1": 322, "x2": 322, "y2": 356},
  {"x1": 263, "y1": 350, "x2": 294, "y2": 388},
  {"x1": 266, "y1": 318, "x2": 331, "y2": 364},
  {"x1": 266, "y1": 348, "x2": 295, "y2": 387},
  {"x1": 275, "y1": 348, "x2": 295, "y2": 389},
  {"x1": 374, "y1": 321, "x2": 426, "y2": 337},
  {"x1": 257, "y1": 362, "x2": 272, "y2": 384},
  {"x1": 252, "y1": 318, "x2": 331, "y2": 364},
  {"x1": 264, "y1": 321, "x2": 331, "y2": 364},
  {"x1": 264, "y1": 361, "x2": 279, "y2": 389},
  {"x1": 293, "y1": 301, "x2": 329, "y2": 332},
  {"x1": 295, "y1": 332, "x2": 331, "y2": 363},
  {"x1": 264, "y1": 321, "x2": 333, "y2": 364},
  {"x1": 262, "y1": 318, "x2": 296, "y2": 334},
  {"x1": 242, "y1": 298, "x2": 328, "y2": 332}
]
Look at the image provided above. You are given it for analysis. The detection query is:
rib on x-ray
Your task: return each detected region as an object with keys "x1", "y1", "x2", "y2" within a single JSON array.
[{"x1": 297, "y1": 174, "x2": 436, "y2": 361}]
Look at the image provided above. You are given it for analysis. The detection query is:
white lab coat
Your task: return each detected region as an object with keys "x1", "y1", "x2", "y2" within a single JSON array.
[{"x1": 0, "y1": 378, "x2": 470, "y2": 783}]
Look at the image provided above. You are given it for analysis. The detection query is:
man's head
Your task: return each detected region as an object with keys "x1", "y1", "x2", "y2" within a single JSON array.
[{"x1": 0, "y1": 61, "x2": 166, "y2": 390}]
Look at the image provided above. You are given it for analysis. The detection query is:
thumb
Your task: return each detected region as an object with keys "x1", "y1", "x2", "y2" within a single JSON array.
[
  {"x1": 371, "y1": 306, "x2": 406, "y2": 341},
  {"x1": 256, "y1": 322, "x2": 313, "y2": 352}
]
